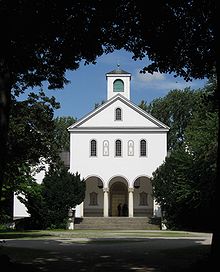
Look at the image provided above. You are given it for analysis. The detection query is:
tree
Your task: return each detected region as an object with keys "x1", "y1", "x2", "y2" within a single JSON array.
[
  {"x1": 8, "y1": 91, "x2": 60, "y2": 164},
  {"x1": 94, "y1": 100, "x2": 106, "y2": 109},
  {"x1": 42, "y1": 166, "x2": 85, "y2": 228},
  {"x1": 5, "y1": 91, "x2": 60, "y2": 187},
  {"x1": 138, "y1": 100, "x2": 149, "y2": 112},
  {"x1": 152, "y1": 144, "x2": 216, "y2": 231},
  {"x1": 152, "y1": 82, "x2": 218, "y2": 231},
  {"x1": 0, "y1": 91, "x2": 61, "y2": 222},
  {"x1": 139, "y1": 88, "x2": 203, "y2": 151},
  {"x1": 54, "y1": 116, "x2": 76, "y2": 152},
  {"x1": 18, "y1": 165, "x2": 85, "y2": 229}
]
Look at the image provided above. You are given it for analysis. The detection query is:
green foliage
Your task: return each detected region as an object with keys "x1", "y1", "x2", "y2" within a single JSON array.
[
  {"x1": 1, "y1": 1, "x2": 215, "y2": 92},
  {"x1": 17, "y1": 179, "x2": 45, "y2": 229},
  {"x1": 8, "y1": 91, "x2": 60, "y2": 173},
  {"x1": 138, "y1": 100, "x2": 149, "y2": 112},
  {"x1": 152, "y1": 147, "x2": 216, "y2": 230},
  {"x1": 94, "y1": 100, "x2": 106, "y2": 109},
  {"x1": 19, "y1": 165, "x2": 85, "y2": 229},
  {"x1": 54, "y1": 116, "x2": 76, "y2": 151},
  {"x1": 42, "y1": 166, "x2": 85, "y2": 228},
  {"x1": 1, "y1": 93, "x2": 72, "y2": 221},
  {"x1": 151, "y1": 80, "x2": 218, "y2": 231},
  {"x1": 148, "y1": 88, "x2": 203, "y2": 151},
  {"x1": 3, "y1": 91, "x2": 60, "y2": 195}
]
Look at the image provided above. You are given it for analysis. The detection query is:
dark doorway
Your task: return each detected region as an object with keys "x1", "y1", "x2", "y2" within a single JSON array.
[{"x1": 110, "y1": 182, "x2": 128, "y2": 216}]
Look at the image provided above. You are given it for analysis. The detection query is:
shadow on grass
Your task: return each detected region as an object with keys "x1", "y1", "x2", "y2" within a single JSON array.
[
  {"x1": 0, "y1": 230, "x2": 53, "y2": 239},
  {"x1": 0, "y1": 237, "x2": 213, "y2": 272}
]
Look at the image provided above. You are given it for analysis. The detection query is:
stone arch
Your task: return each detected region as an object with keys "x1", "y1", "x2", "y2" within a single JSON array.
[
  {"x1": 84, "y1": 175, "x2": 104, "y2": 217},
  {"x1": 108, "y1": 176, "x2": 129, "y2": 217},
  {"x1": 107, "y1": 175, "x2": 129, "y2": 188},
  {"x1": 131, "y1": 175, "x2": 151, "y2": 187},
  {"x1": 133, "y1": 175, "x2": 153, "y2": 217},
  {"x1": 84, "y1": 175, "x2": 104, "y2": 185}
]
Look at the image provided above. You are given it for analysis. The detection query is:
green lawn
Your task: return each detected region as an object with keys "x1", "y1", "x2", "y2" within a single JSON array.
[{"x1": 0, "y1": 229, "x2": 209, "y2": 240}]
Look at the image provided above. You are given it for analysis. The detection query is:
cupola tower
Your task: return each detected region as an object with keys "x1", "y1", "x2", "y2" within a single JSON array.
[{"x1": 106, "y1": 65, "x2": 131, "y2": 100}]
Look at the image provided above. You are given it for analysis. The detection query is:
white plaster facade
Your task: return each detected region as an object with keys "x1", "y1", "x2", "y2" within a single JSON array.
[{"x1": 68, "y1": 68, "x2": 169, "y2": 218}]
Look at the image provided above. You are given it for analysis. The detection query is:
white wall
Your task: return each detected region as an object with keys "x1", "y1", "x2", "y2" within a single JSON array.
[
  {"x1": 80, "y1": 100, "x2": 158, "y2": 128},
  {"x1": 13, "y1": 194, "x2": 29, "y2": 219},
  {"x1": 70, "y1": 131, "x2": 167, "y2": 188}
]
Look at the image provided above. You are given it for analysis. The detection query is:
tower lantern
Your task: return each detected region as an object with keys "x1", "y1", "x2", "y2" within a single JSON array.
[{"x1": 106, "y1": 66, "x2": 131, "y2": 100}]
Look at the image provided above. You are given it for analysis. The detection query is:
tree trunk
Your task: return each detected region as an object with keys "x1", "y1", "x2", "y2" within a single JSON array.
[{"x1": 0, "y1": 69, "x2": 12, "y2": 210}]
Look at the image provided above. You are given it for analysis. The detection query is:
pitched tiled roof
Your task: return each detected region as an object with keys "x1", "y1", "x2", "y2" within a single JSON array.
[{"x1": 106, "y1": 68, "x2": 130, "y2": 74}]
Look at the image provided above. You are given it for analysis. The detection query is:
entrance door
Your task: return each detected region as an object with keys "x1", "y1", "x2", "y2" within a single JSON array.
[
  {"x1": 110, "y1": 181, "x2": 128, "y2": 216},
  {"x1": 111, "y1": 194, "x2": 126, "y2": 216}
]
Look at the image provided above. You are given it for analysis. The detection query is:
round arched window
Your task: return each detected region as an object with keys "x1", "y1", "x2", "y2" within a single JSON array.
[
  {"x1": 115, "y1": 108, "x2": 122, "y2": 120},
  {"x1": 113, "y1": 79, "x2": 124, "y2": 92}
]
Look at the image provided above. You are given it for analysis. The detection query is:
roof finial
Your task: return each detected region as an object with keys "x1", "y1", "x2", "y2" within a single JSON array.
[{"x1": 116, "y1": 58, "x2": 120, "y2": 70}]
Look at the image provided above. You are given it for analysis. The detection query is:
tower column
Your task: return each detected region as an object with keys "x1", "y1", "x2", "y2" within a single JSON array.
[
  {"x1": 128, "y1": 188, "x2": 134, "y2": 217},
  {"x1": 103, "y1": 188, "x2": 109, "y2": 217}
]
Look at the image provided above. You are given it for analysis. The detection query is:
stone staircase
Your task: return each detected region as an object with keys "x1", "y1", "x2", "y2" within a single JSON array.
[{"x1": 74, "y1": 217, "x2": 160, "y2": 230}]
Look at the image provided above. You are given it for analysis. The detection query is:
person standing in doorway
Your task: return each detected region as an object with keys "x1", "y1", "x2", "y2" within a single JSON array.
[
  {"x1": 122, "y1": 203, "x2": 128, "y2": 216},
  {"x1": 117, "y1": 203, "x2": 122, "y2": 216}
]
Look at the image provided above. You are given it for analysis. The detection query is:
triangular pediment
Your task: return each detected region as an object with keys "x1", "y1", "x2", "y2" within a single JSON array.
[{"x1": 68, "y1": 94, "x2": 169, "y2": 131}]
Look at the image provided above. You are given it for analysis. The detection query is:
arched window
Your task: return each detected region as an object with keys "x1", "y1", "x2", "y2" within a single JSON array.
[
  {"x1": 128, "y1": 140, "x2": 134, "y2": 156},
  {"x1": 115, "y1": 108, "x2": 122, "y2": 121},
  {"x1": 140, "y1": 139, "x2": 147, "y2": 157},
  {"x1": 115, "y1": 140, "x2": 122, "y2": 157},
  {"x1": 113, "y1": 79, "x2": 124, "y2": 92},
  {"x1": 90, "y1": 192, "x2": 98, "y2": 206},
  {"x1": 103, "y1": 140, "x2": 109, "y2": 156},
  {"x1": 139, "y1": 192, "x2": 148, "y2": 206},
  {"x1": 90, "y1": 140, "x2": 97, "y2": 157}
]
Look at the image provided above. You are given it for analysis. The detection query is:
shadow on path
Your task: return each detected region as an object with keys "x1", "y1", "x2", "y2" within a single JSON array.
[{"x1": 1, "y1": 237, "x2": 212, "y2": 272}]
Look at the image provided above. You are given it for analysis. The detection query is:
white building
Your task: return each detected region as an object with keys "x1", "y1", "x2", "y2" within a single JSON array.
[{"x1": 68, "y1": 67, "x2": 169, "y2": 218}]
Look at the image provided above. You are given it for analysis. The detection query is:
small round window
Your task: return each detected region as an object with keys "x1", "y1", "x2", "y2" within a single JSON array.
[{"x1": 113, "y1": 79, "x2": 124, "y2": 92}]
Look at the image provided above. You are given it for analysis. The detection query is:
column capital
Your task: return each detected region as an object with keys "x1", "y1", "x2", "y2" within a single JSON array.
[
  {"x1": 128, "y1": 187, "x2": 134, "y2": 193},
  {"x1": 103, "y1": 187, "x2": 109, "y2": 193}
]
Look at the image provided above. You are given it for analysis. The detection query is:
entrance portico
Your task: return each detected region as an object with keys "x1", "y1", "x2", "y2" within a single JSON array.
[{"x1": 77, "y1": 175, "x2": 154, "y2": 218}]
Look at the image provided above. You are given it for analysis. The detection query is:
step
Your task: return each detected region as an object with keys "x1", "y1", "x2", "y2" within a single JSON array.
[{"x1": 74, "y1": 217, "x2": 160, "y2": 230}]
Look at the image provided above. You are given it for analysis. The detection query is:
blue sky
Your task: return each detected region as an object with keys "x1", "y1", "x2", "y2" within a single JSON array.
[{"x1": 24, "y1": 49, "x2": 207, "y2": 120}]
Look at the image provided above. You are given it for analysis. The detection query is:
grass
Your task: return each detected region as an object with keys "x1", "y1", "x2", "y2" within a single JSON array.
[{"x1": 0, "y1": 229, "x2": 209, "y2": 240}]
